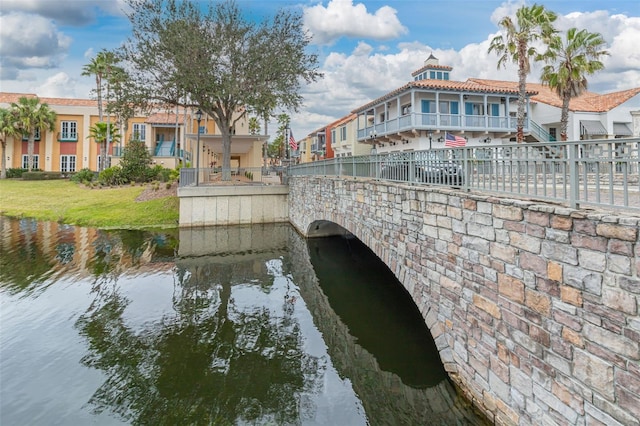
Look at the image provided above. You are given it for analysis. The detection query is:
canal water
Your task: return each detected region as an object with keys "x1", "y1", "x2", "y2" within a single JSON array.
[{"x1": 0, "y1": 217, "x2": 489, "y2": 425}]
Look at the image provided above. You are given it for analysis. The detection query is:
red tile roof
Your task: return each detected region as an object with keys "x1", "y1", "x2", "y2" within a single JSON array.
[
  {"x1": 0, "y1": 92, "x2": 97, "y2": 107},
  {"x1": 146, "y1": 112, "x2": 179, "y2": 124},
  {"x1": 411, "y1": 63, "x2": 453, "y2": 77},
  {"x1": 352, "y1": 79, "x2": 538, "y2": 113},
  {"x1": 469, "y1": 79, "x2": 640, "y2": 112}
]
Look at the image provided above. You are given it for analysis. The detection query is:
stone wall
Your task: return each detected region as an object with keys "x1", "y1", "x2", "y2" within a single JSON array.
[{"x1": 289, "y1": 176, "x2": 640, "y2": 426}]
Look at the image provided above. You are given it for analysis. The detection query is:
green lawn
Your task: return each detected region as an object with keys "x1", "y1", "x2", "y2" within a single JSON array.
[{"x1": 0, "y1": 180, "x2": 179, "y2": 229}]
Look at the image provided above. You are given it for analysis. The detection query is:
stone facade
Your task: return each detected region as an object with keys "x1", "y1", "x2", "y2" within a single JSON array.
[{"x1": 288, "y1": 176, "x2": 640, "y2": 426}]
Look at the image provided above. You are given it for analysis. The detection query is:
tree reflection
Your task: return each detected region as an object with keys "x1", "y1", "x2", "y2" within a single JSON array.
[{"x1": 75, "y1": 253, "x2": 321, "y2": 425}]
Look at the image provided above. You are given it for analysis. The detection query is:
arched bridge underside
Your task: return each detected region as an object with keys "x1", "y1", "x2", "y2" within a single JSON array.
[{"x1": 288, "y1": 176, "x2": 640, "y2": 426}]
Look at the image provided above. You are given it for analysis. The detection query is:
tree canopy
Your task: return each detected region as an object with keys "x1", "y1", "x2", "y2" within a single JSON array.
[
  {"x1": 489, "y1": 4, "x2": 557, "y2": 142},
  {"x1": 118, "y1": 0, "x2": 322, "y2": 180},
  {"x1": 10, "y1": 97, "x2": 57, "y2": 172}
]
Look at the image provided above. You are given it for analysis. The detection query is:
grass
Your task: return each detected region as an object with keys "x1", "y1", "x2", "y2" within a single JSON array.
[{"x1": 0, "y1": 179, "x2": 179, "y2": 229}]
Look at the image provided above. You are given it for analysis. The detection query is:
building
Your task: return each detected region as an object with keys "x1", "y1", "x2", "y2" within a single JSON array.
[
  {"x1": 304, "y1": 54, "x2": 639, "y2": 157},
  {"x1": 1, "y1": 93, "x2": 267, "y2": 174}
]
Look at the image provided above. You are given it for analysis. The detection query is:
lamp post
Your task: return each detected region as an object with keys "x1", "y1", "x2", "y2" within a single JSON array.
[
  {"x1": 195, "y1": 108, "x2": 203, "y2": 186},
  {"x1": 428, "y1": 130, "x2": 433, "y2": 150}
]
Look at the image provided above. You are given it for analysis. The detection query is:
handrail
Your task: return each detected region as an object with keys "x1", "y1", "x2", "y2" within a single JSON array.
[{"x1": 288, "y1": 138, "x2": 640, "y2": 212}]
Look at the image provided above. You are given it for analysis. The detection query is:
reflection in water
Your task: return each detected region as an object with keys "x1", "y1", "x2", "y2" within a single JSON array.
[{"x1": 0, "y1": 217, "x2": 487, "y2": 425}]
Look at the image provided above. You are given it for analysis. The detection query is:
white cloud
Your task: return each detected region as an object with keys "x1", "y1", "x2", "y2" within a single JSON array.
[
  {"x1": 304, "y1": 0, "x2": 407, "y2": 45},
  {"x1": 0, "y1": 0, "x2": 126, "y2": 26},
  {"x1": 0, "y1": 12, "x2": 71, "y2": 78},
  {"x1": 36, "y1": 72, "x2": 78, "y2": 98}
]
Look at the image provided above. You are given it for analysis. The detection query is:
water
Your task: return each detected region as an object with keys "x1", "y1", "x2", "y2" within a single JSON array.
[{"x1": 0, "y1": 217, "x2": 488, "y2": 425}]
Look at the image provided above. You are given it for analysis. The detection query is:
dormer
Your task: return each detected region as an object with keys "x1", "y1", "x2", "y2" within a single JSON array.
[{"x1": 411, "y1": 53, "x2": 453, "y2": 82}]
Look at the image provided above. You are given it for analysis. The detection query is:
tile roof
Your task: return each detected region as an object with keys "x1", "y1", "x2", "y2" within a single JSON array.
[
  {"x1": 468, "y1": 79, "x2": 640, "y2": 112},
  {"x1": 0, "y1": 92, "x2": 98, "y2": 107},
  {"x1": 352, "y1": 79, "x2": 538, "y2": 113}
]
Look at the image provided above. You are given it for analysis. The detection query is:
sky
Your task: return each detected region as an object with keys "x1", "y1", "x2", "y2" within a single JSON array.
[{"x1": 1, "y1": 0, "x2": 639, "y2": 140}]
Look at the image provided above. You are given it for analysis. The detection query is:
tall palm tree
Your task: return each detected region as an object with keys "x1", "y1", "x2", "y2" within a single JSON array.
[
  {"x1": 540, "y1": 28, "x2": 608, "y2": 141},
  {"x1": 11, "y1": 97, "x2": 57, "y2": 172},
  {"x1": 83, "y1": 50, "x2": 119, "y2": 170},
  {"x1": 489, "y1": 4, "x2": 557, "y2": 142},
  {"x1": 0, "y1": 107, "x2": 20, "y2": 178}
]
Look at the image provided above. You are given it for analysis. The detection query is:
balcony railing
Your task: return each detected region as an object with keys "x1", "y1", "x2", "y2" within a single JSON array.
[
  {"x1": 289, "y1": 138, "x2": 640, "y2": 212},
  {"x1": 57, "y1": 132, "x2": 78, "y2": 142},
  {"x1": 358, "y1": 112, "x2": 530, "y2": 140},
  {"x1": 112, "y1": 143, "x2": 191, "y2": 161}
]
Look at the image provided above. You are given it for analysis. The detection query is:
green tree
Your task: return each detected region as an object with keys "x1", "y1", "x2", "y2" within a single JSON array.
[
  {"x1": 540, "y1": 28, "x2": 608, "y2": 141},
  {"x1": 248, "y1": 117, "x2": 260, "y2": 135},
  {"x1": 83, "y1": 50, "x2": 120, "y2": 171},
  {"x1": 120, "y1": 139, "x2": 152, "y2": 182},
  {"x1": 0, "y1": 107, "x2": 20, "y2": 179},
  {"x1": 10, "y1": 97, "x2": 57, "y2": 171},
  {"x1": 119, "y1": 0, "x2": 321, "y2": 180},
  {"x1": 88, "y1": 122, "x2": 122, "y2": 163},
  {"x1": 489, "y1": 4, "x2": 557, "y2": 142}
]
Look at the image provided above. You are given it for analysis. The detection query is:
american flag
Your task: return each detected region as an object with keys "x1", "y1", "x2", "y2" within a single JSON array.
[
  {"x1": 289, "y1": 130, "x2": 298, "y2": 151},
  {"x1": 445, "y1": 132, "x2": 466, "y2": 147}
]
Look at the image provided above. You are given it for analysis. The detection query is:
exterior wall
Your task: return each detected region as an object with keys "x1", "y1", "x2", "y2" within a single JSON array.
[
  {"x1": 288, "y1": 176, "x2": 640, "y2": 426},
  {"x1": 178, "y1": 185, "x2": 289, "y2": 227}
]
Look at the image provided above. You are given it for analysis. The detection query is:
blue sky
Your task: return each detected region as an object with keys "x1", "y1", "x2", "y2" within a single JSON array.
[{"x1": 1, "y1": 0, "x2": 639, "y2": 139}]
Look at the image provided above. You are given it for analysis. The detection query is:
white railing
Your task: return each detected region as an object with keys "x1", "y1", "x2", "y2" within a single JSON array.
[{"x1": 289, "y1": 138, "x2": 640, "y2": 212}]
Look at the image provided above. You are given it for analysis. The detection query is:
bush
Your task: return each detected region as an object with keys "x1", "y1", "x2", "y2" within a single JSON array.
[
  {"x1": 22, "y1": 171, "x2": 63, "y2": 180},
  {"x1": 70, "y1": 168, "x2": 96, "y2": 183},
  {"x1": 98, "y1": 166, "x2": 126, "y2": 186},
  {"x1": 7, "y1": 168, "x2": 36, "y2": 178},
  {"x1": 120, "y1": 139, "x2": 152, "y2": 182}
]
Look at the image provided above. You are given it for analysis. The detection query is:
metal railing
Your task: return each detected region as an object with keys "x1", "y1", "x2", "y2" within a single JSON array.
[
  {"x1": 180, "y1": 166, "x2": 286, "y2": 187},
  {"x1": 289, "y1": 138, "x2": 640, "y2": 212}
]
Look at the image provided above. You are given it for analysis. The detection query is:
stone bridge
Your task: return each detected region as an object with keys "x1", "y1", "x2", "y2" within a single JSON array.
[{"x1": 288, "y1": 175, "x2": 640, "y2": 426}]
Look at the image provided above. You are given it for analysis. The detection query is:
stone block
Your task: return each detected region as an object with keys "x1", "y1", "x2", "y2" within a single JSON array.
[
  {"x1": 561, "y1": 285, "x2": 583, "y2": 307},
  {"x1": 541, "y1": 240, "x2": 578, "y2": 265},
  {"x1": 584, "y1": 402, "x2": 629, "y2": 426},
  {"x1": 525, "y1": 210, "x2": 550, "y2": 226},
  {"x1": 562, "y1": 327, "x2": 585, "y2": 348},
  {"x1": 532, "y1": 382, "x2": 579, "y2": 424},
  {"x1": 574, "y1": 349, "x2": 615, "y2": 401},
  {"x1": 563, "y1": 264, "x2": 603, "y2": 294},
  {"x1": 583, "y1": 323, "x2": 639, "y2": 359},
  {"x1": 546, "y1": 227, "x2": 570, "y2": 243},
  {"x1": 620, "y1": 276, "x2": 640, "y2": 294},
  {"x1": 551, "y1": 215, "x2": 573, "y2": 231},
  {"x1": 473, "y1": 294, "x2": 502, "y2": 319},
  {"x1": 574, "y1": 218, "x2": 597, "y2": 236},
  {"x1": 602, "y1": 287, "x2": 637, "y2": 315},
  {"x1": 596, "y1": 223, "x2": 638, "y2": 242},
  {"x1": 498, "y1": 273, "x2": 525, "y2": 303},
  {"x1": 571, "y1": 233, "x2": 608, "y2": 252},
  {"x1": 494, "y1": 204, "x2": 524, "y2": 221},
  {"x1": 593, "y1": 392, "x2": 640, "y2": 426},
  {"x1": 525, "y1": 289, "x2": 551, "y2": 316},
  {"x1": 578, "y1": 249, "x2": 608, "y2": 272},
  {"x1": 519, "y1": 251, "x2": 548, "y2": 277},
  {"x1": 509, "y1": 231, "x2": 541, "y2": 254}
]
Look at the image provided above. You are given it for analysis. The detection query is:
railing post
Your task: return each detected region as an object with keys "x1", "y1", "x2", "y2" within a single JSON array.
[{"x1": 568, "y1": 143, "x2": 578, "y2": 209}]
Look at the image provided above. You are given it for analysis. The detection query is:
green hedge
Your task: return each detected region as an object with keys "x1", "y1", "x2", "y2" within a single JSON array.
[
  {"x1": 6, "y1": 168, "x2": 42, "y2": 178},
  {"x1": 22, "y1": 171, "x2": 63, "y2": 180}
]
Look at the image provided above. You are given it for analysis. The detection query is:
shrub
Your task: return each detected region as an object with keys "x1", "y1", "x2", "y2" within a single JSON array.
[
  {"x1": 120, "y1": 139, "x2": 152, "y2": 182},
  {"x1": 99, "y1": 166, "x2": 126, "y2": 186},
  {"x1": 70, "y1": 168, "x2": 96, "y2": 183},
  {"x1": 22, "y1": 171, "x2": 63, "y2": 180},
  {"x1": 7, "y1": 168, "x2": 35, "y2": 178}
]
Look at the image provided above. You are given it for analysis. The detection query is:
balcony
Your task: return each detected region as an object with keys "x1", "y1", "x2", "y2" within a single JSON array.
[{"x1": 357, "y1": 112, "x2": 529, "y2": 141}]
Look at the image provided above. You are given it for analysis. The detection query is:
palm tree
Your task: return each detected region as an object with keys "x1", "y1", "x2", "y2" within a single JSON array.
[
  {"x1": 83, "y1": 50, "x2": 119, "y2": 170},
  {"x1": 10, "y1": 97, "x2": 57, "y2": 171},
  {"x1": 0, "y1": 107, "x2": 20, "y2": 178},
  {"x1": 540, "y1": 28, "x2": 608, "y2": 141},
  {"x1": 489, "y1": 4, "x2": 557, "y2": 142},
  {"x1": 88, "y1": 122, "x2": 121, "y2": 166}
]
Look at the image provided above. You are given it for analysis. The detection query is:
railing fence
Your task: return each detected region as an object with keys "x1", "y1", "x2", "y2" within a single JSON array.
[{"x1": 289, "y1": 138, "x2": 640, "y2": 212}]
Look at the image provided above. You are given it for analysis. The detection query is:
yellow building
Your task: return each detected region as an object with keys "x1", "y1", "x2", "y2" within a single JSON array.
[{"x1": 1, "y1": 93, "x2": 267, "y2": 173}]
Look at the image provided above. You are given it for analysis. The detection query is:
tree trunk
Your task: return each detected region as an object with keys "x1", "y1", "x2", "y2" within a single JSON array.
[
  {"x1": 516, "y1": 40, "x2": 528, "y2": 143},
  {"x1": 27, "y1": 133, "x2": 34, "y2": 172},
  {"x1": 221, "y1": 126, "x2": 232, "y2": 181},
  {"x1": 560, "y1": 92, "x2": 570, "y2": 141},
  {"x1": 1, "y1": 141, "x2": 6, "y2": 179}
]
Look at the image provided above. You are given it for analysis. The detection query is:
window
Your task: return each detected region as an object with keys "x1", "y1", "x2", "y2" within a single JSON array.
[
  {"x1": 401, "y1": 104, "x2": 412, "y2": 115},
  {"x1": 549, "y1": 128, "x2": 557, "y2": 141},
  {"x1": 60, "y1": 121, "x2": 77, "y2": 141},
  {"x1": 198, "y1": 125, "x2": 206, "y2": 134},
  {"x1": 340, "y1": 126, "x2": 347, "y2": 141},
  {"x1": 379, "y1": 112, "x2": 386, "y2": 123},
  {"x1": 60, "y1": 155, "x2": 76, "y2": 172},
  {"x1": 97, "y1": 155, "x2": 111, "y2": 170},
  {"x1": 132, "y1": 123, "x2": 146, "y2": 141},
  {"x1": 430, "y1": 71, "x2": 436, "y2": 79},
  {"x1": 22, "y1": 128, "x2": 41, "y2": 141},
  {"x1": 22, "y1": 155, "x2": 39, "y2": 169}
]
